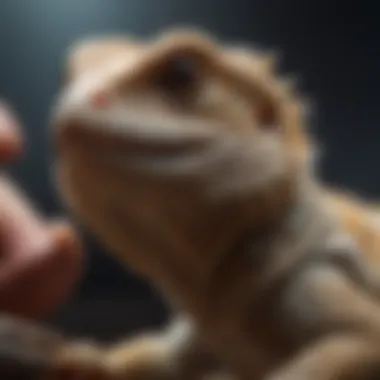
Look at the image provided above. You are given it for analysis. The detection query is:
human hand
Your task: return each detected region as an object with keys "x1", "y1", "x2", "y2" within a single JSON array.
[{"x1": 0, "y1": 102, "x2": 83, "y2": 320}]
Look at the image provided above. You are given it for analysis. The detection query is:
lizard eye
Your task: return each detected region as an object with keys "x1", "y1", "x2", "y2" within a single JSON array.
[{"x1": 155, "y1": 54, "x2": 198, "y2": 95}]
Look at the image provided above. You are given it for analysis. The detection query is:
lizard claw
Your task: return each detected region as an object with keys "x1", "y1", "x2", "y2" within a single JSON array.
[
  {"x1": 0, "y1": 314, "x2": 64, "y2": 379},
  {"x1": 0, "y1": 314, "x2": 109, "y2": 379}
]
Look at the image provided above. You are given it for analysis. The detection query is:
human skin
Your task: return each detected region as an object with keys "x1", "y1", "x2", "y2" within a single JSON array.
[{"x1": 0, "y1": 102, "x2": 83, "y2": 320}]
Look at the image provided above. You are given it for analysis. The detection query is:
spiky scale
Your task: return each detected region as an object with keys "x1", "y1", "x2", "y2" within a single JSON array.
[{"x1": 260, "y1": 50, "x2": 280, "y2": 74}]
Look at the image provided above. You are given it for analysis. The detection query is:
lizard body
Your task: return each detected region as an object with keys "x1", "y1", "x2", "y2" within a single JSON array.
[{"x1": 2, "y1": 27, "x2": 380, "y2": 380}]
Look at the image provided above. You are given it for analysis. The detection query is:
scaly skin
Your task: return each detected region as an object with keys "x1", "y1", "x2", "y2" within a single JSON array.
[{"x1": 2, "y1": 27, "x2": 380, "y2": 380}]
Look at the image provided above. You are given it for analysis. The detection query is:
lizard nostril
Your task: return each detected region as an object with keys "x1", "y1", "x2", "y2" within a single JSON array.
[
  {"x1": 90, "y1": 91, "x2": 110, "y2": 109},
  {"x1": 156, "y1": 54, "x2": 198, "y2": 95}
]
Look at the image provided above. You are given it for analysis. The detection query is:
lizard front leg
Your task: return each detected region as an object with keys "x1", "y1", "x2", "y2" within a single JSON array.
[
  {"x1": 101, "y1": 317, "x2": 223, "y2": 380},
  {"x1": 0, "y1": 313, "x2": 108, "y2": 379},
  {"x1": 266, "y1": 334, "x2": 380, "y2": 380},
  {"x1": 0, "y1": 315, "x2": 224, "y2": 380},
  {"x1": 265, "y1": 263, "x2": 380, "y2": 380}
]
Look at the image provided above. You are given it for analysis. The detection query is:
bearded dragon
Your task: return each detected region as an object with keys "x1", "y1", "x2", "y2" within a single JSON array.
[{"x1": 2, "y1": 27, "x2": 380, "y2": 380}]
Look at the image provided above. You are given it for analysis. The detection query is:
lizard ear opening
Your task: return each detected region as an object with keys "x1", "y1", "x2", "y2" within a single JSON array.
[
  {"x1": 251, "y1": 74, "x2": 302, "y2": 132},
  {"x1": 253, "y1": 96, "x2": 278, "y2": 130},
  {"x1": 223, "y1": 46, "x2": 283, "y2": 130}
]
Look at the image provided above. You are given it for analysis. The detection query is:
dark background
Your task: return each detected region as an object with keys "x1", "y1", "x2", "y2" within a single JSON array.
[{"x1": 0, "y1": 0, "x2": 379, "y2": 341}]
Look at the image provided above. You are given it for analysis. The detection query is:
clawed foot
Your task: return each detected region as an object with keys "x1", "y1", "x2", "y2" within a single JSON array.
[
  {"x1": 0, "y1": 314, "x2": 109, "y2": 379},
  {"x1": 0, "y1": 314, "x2": 64, "y2": 379}
]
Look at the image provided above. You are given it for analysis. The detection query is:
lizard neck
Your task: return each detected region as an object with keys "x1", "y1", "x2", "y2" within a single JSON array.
[{"x1": 158, "y1": 173, "x2": 330, "y2": 326}]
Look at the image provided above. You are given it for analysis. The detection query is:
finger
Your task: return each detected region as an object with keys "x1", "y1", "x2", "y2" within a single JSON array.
[
  {"x1": 0, "y1": 103, "x2": 23, "y2": 163},
  {"x1": 0, "y1": 177, "x2": 84, "y2": 319},
  {"x1": 39, "y1": 219, "x2": 84, "y2": 310},
  {"x1": 48, "y1": 218, "x2": 84, "y2": 259},
  {"x1": 0, "y1": 176, "x2": 49, "y2": 259},
  {"x1": 0, "y1": 219, "x2": 84, "y2": 320}
]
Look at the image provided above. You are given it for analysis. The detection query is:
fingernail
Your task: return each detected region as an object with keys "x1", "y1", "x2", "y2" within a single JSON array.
[
  {"x1": 0, "y1": 103, "x2": 23, "y2": 160},
  {"x1": 0, "y1": 103, "x2": 17, "y2": 132}
]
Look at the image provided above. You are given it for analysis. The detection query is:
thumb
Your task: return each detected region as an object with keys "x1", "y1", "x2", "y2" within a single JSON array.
[
  {"x1": 0, "y1": 102, "x2": 23, "y2": 164},
  {"x1": 48, "y1": 218, "x2": 84, "y2": 266},
  {"x1": 0, "y1": 218, "x2": 84, "y2": 320}
]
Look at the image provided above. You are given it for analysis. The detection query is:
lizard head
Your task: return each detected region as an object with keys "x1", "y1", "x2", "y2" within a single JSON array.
[{"x1": 51, "y1": 28, "x2": 314, "y2": 284}]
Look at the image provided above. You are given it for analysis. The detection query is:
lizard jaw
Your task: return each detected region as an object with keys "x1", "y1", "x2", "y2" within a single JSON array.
[
  {"x1": 52, "y1": 107, "x2": 288, "y2": 200},
  {"x1": 53, "y1": 112, "x2": 219, "y2": 168}
]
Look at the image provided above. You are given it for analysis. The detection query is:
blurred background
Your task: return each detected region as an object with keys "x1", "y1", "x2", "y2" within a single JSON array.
[{"x1": 0, "y1": 0, "x2": 379, "y2": 341}]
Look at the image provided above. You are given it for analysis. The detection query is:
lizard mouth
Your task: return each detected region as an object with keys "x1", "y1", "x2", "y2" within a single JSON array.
[{"x1": 54, "y1": 116, "x2": 213, "y2": 162}]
